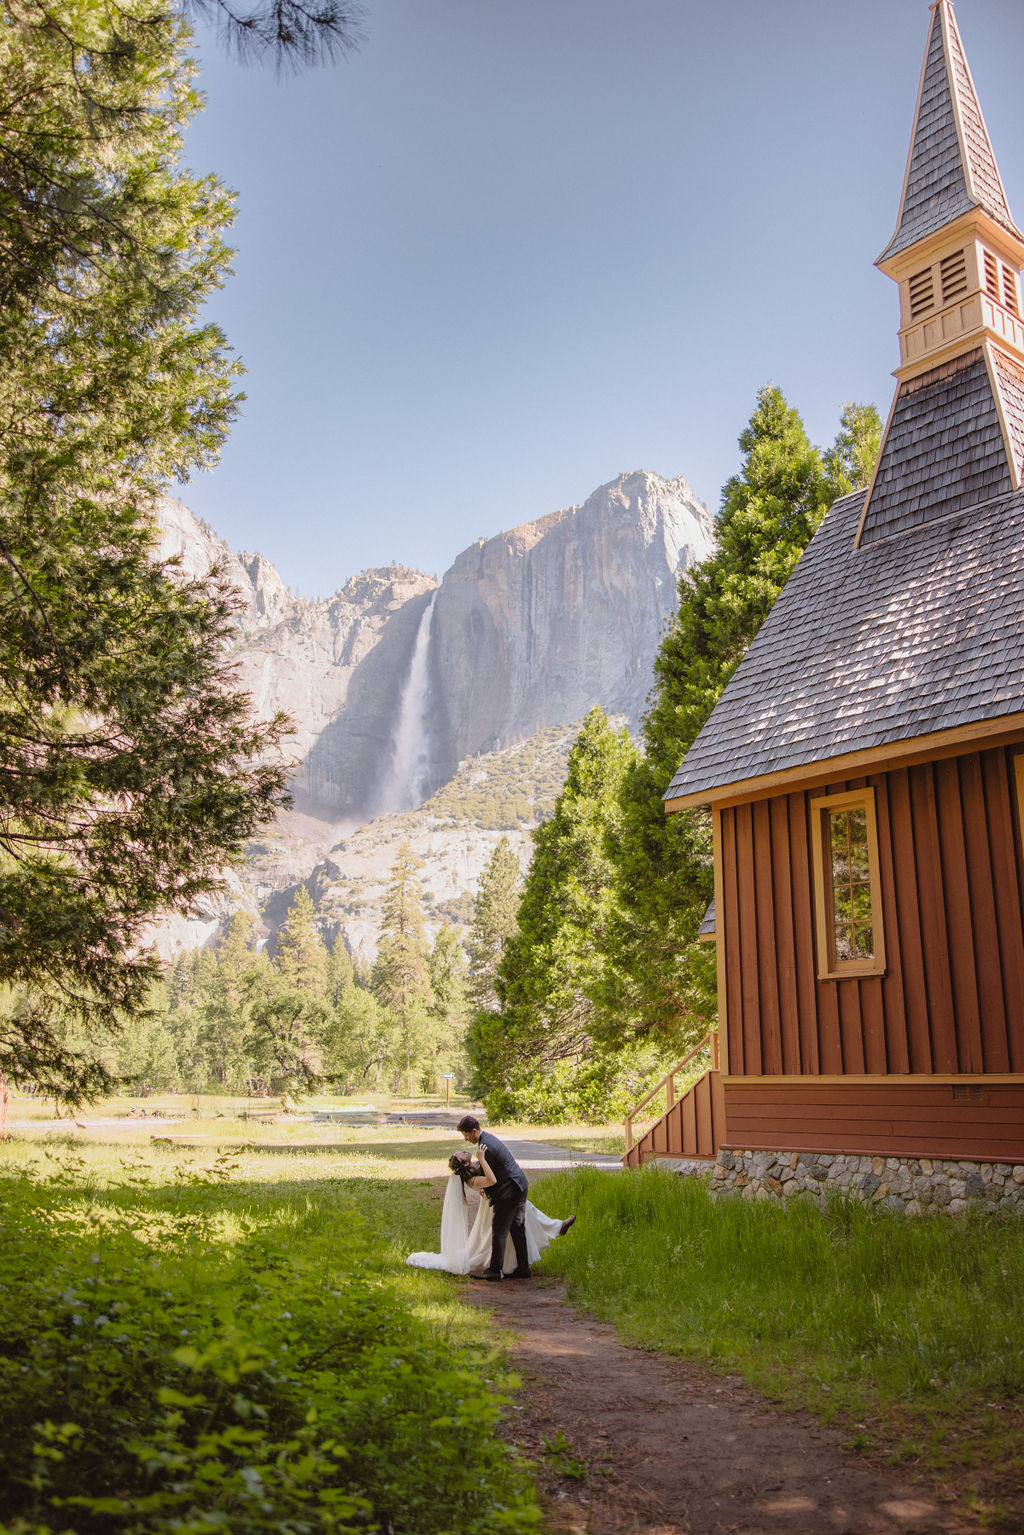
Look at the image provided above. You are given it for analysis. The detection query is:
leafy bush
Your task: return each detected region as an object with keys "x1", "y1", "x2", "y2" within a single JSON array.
[
  {"x1": 0, "y1": 1154, "x2": 539, "y2": 1534},
  {"x1": 479, "y1": 1039, "x2": 671, "y2": 1126}
]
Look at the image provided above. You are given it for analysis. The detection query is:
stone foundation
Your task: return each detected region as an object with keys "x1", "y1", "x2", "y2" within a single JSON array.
[{"x1": 710, "y1": 1148, "x2": 1024, "y2": 1214}]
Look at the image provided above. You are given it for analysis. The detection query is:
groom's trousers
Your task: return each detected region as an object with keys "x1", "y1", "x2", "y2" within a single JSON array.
[{"x1": 488, "y1": 1185, "x2": 529, "y2": 1275}]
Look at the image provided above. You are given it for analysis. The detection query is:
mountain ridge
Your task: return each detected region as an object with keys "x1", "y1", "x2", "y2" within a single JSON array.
[{"x1": 154, "y1": 468, "x2": 713, "y2": 957}]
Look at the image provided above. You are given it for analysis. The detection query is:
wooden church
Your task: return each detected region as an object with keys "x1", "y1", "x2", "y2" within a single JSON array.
[{"x1": 626, "y1": 0, "x2": 1024, "y2": 1206}]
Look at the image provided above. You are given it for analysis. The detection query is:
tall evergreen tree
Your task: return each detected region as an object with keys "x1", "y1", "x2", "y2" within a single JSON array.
[
  {"x1": 274, "y1": 886, "x2": 328, "y2": 994},
  {"x1": 466, "y1": 838, "x2": 522, "y2": 1011},
  {"x1": 425, "y1": 923, "x2": 469, "y2": 1090},
  {"x1": 600, "y1": 387, "x2": 881, "y2": 1044},
  {"x1": 199, "y1": 912, "x2": 266, "y2": 1088},
  {"x1": 324, "y1": 933, "x2": 356, "y2": 1002},
  {"x1": 470, "y1": 709, "x2": 638, "y2": 1117},
  {"x1": 0, "y1": 0, "x2": 289, "y2": 1106},
  {"x1": 372, "y1": 845, "x2": 435, "y2": 1095}
]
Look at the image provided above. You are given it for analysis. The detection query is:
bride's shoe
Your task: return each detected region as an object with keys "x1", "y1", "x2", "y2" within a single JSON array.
[{"x1": 558, "y1": 1215, "x2": 576, "y2": 1236}]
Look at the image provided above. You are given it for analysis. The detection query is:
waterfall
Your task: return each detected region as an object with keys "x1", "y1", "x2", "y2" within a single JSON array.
[{"x1": 380, "y1": 592, "x2": 436, "y2": 813}]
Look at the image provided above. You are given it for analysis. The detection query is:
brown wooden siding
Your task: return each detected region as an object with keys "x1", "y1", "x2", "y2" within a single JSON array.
[
  {"x1": 723, "y1": 1079, "x2": 1024, "y2": 1162},
  {"x1": 720, "y1": 745, "x2": 1024, "y2": 1090}
]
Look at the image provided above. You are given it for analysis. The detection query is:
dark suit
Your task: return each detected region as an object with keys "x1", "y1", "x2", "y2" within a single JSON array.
[{"x1": 477, "y1": 1130, "x2": 529, "y2": 1275}]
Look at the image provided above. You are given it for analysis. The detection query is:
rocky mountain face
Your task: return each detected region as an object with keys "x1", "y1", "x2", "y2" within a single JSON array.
[{"x1": 154, "y1": 470, "x2": 713, "y2": 957}]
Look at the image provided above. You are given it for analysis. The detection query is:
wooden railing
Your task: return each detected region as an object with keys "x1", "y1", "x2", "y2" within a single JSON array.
[{"x1": 624, "y1": 1031, "x2": 719, "y2": 1156}]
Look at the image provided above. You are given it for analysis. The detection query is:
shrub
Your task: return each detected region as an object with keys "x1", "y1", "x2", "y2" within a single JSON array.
[{"x1": 0, "y1": 1157, "x2": 538, "y2": 1534}]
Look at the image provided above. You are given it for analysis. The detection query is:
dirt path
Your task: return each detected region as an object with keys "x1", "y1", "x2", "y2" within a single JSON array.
[{"x1": 464, "y1": 1276, "x2": 993, "y2": 1535}]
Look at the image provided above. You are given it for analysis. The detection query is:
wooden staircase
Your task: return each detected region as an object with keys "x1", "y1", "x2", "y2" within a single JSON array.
[{"x1": 622, "y1": 1032, "x2": 725, "y2": 1170}]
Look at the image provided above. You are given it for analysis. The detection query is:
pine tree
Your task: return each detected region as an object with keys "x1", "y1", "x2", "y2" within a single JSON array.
[
  {"x1": 425, "y1": 924, "x2": 469, "y2": 1090},
  {"x1": 372, "y1": 846, "x2": 435, "y2": 1095},
  {"x1": 197, "y1": 912, "x2": 266, "y2": 1089},
  {"x1": 470, "y1": 709, "x2": 638, "y2": 1117},
  {"x1": 275, "y1": 887, "x2": 328, "y2": 994},
  {"x1": 324, "y1": 934, "x2": 356, "y2": 1002},
  {"x1": 466, "y1": 838, "x2": 522, "y2": 1011},
  {"x1": 0, "y1": 0, "x2": 288, "y2": 1106},
  {"x1": 600, "y1": 387, "x2": 881, "y2": 1044}
]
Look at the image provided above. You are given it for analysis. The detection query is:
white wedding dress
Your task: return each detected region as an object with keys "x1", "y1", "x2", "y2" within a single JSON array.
[{"x1": 407, "y1": 1175, "x2": 565, "y2": 1274}]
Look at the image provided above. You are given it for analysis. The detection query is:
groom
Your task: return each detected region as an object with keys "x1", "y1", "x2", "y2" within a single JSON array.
[{"x1": 457, "y1": 1114, "x2": 531, "y2": 1281}]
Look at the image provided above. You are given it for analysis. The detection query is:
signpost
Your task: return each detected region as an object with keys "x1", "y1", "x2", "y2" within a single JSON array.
[{"x1": 442, "y1": 1073, "x2": 454, "y2": 1107}]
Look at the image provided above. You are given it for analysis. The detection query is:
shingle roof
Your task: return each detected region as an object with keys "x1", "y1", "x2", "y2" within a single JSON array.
[
  {"x1": 879, "y1": 0, "x2": 1022, "y2": 262},
  {"x1": 992, "y1": 348, "x2": 1024, "y2": 482},
  {"x1": 857, "y1": 350, "x2": 1013, "y2": 545},
  {"x1": 664, "y1": 485, "x2": 1024, "y2": 803}
]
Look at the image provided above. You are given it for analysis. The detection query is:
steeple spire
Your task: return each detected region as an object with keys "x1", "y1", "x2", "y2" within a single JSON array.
[
  {"x1": 879, "y1": 0, "x2": 1022, "y2": 262},
  {"x1": 856, "y1": 1, "x2": 1024, "y2": 546}
]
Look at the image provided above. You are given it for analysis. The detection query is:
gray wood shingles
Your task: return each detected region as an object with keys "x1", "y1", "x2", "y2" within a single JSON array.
[
  {"x1": 664, "y1": 485, "x2": 1024, "y2": 802},
  {"x1": 879, "y1": 3, "x2": 1020, "y2": 263},
  {"x1": 858, "y1": 351, "x2": 1012, "y2": 544}
]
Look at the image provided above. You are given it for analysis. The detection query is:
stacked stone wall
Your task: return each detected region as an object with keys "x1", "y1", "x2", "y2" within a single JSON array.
[{"x1": 710, "y1": 1149, "x2": 1024, "y2": 1214}]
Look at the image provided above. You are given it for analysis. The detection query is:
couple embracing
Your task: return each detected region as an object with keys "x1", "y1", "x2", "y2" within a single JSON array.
[{"x1": 407, "y1": 1114, "x2": 575, "y2": 1279}]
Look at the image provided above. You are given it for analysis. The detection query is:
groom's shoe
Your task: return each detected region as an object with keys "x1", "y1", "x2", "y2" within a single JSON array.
[
  {"x1": 558, "y1": 1215, "x2": 577, "y2": 1236},
  {"x1": 508, "y1": 1268, "x2": 532, "y2": 1279},
  {"x1": 470, "y1": 1269, "x2": 503, "y2": 1281}
]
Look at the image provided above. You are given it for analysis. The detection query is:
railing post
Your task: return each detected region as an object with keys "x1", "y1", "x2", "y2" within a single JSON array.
[
  {"x1": 711, "y1": 1029, "x2": 720, "y2": 1070},
  {"x1": 666, "y1": 1074, "x2": 675, "y2": 1109},
  {"x1": 624, "y1": 1114, "x2": 633, "y2": 1154}
]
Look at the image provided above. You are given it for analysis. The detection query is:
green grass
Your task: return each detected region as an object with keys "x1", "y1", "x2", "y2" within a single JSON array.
[
  {"x1": 0, "y1": 1135, "x2": 540, "y2": 1535},
  {"x1": 535, "y1": 1164, "x2": 1024, "y2": 1522}
]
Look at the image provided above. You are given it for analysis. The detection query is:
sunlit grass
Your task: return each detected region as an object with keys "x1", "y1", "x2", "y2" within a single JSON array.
[
  {"x1": 535, "y1": 1163, "x2": 1024, "y2": 1520},
  {"x1": 0, "y1": 1132, "x2": 539, "y2": 1533}
]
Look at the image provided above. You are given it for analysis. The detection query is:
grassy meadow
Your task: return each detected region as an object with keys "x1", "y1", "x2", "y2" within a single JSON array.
[
  {"x1": 3, "y1": 1094, "x2": 1023, "y2": 1529},
  {"x1": 0, "y1": 1100, "x2": 544, "y2": 1535}
]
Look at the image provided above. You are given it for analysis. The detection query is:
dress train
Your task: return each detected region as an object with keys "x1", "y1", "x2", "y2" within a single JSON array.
[{"x1": 406, "y1": 1174, "x2": 565, "y2": 1274}]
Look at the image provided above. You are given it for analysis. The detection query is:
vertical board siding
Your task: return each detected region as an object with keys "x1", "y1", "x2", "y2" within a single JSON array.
[
  {"x1": 935, "y1": 756, "x2": 985, "y2": 1071},
  {"x1": 788, "y1": 792, "x2": 821, "y2": 1073},
  {"x1": 735, "y1": 804, "x2": 763, "y2": 1076},
  {"x1": 982, "y1": 749, "x2": 1024, "y2": 1069},
  {"x1": 874, "y1": 769, "x2": 910, "y2": 1072},
  {"x1": 753, "y1": 799, "x2": 782, "y2": 1070},
  {"x1": 957, "y1": 752, "x2": 1007, "y2": 1068},
  {"x1": 720, "y1": 809, "x2": 744, "y2": 1075},
  {"x1": 886, "y1": 768, "x2": 932, "y2": 1070},
  {"x1": 771, "y1": 797, "x2": 802, "y2": 1074},
  {"x1": 720, "y1": 746, "x2": 1024, "y2": 1085},
  {"x1": 911, "y1": 763, "x2": 958, "y2": 1068}
]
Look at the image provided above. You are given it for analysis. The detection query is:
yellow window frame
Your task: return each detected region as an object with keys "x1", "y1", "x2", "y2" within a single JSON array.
[{"x1": 809, "y1": 787, "x2": 886, "y2": 981}]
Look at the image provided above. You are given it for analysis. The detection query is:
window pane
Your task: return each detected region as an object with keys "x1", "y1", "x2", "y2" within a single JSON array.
[
  {"x1": 854, "y1": 925, "x2": 874, "y2": 959},
  {"x1": 835, "y1": 925, "x2": 854, "y2": 962},
  {"x1": 850, "y1": 844, "x2": 870, "y2": 879},
  {"x1": 848, "y1": 807, "x2": 867, "y2": 842}
]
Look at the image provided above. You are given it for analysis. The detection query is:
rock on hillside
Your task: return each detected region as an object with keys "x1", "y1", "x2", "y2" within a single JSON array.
[
  {"x1": 244, "y1": 724, "x2": 581, "y2": 963},
  {"x1": 426, "y1": 472, "x2": 712, "y2": 782}
]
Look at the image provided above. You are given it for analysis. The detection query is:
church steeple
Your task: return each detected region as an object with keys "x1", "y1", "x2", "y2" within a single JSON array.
[
  {"x1": 856, "y1": 0, "x2": 1024, "y2": 546},
  {"x1": 879, "y1": 0, "x2": 1022, "y2": 266}
]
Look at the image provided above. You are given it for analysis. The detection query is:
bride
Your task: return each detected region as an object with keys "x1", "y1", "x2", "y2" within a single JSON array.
[{"x1": 407, "y1": 1147, "x2": 575, "y2": 1275}]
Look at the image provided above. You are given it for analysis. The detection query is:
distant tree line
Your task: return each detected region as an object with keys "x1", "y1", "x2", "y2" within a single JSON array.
[{"x1": 104, "y1": 856, "x2": 469, "y2": 1098}]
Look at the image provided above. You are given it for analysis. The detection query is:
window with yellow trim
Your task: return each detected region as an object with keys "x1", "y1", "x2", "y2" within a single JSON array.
[{"x1": 809, "y1": 788, "x2": 886, "y2": 979}]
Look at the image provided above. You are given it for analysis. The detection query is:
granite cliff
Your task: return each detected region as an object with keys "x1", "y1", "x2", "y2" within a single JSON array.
[{"x1": 155, "y1": 469, "x2": 713, "y2": 955}]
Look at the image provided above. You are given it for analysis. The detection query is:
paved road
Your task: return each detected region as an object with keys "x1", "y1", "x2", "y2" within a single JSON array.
[{"x1": 494, "y1": 1136, "x2": 623, "y2": 1173}]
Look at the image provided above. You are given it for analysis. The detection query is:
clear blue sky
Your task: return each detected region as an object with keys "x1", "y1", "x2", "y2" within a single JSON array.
[{"x1": 180, "y1": 0, "x2": 1024, "y2": 597}]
